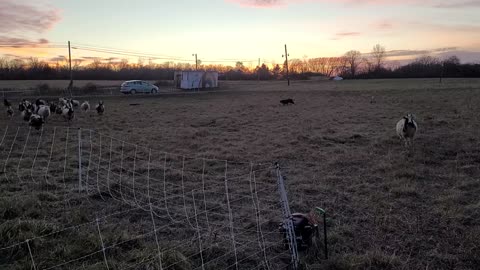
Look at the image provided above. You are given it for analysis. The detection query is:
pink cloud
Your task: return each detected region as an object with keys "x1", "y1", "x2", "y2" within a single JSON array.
[
  {"x1": 324, "y1": 0, "x2": 477, "y2": 5},
  {"x1": 49, "y1": 56, "x2": 67, "y2": 62},
  {"x1": 227, "y1": 0, "x2": 480, "y2": 8},
  {"x1": 336, "y1": 32, "x2": 361, "y2": 36},
  {"x1": 223, "y1": 0, "x2": 412, "y2": 8},
  {"x1": 225, "y1": 0, "x2": 286, "y2": 8},
  {"x1": 362, "y1": 47, "x2": 459, "y2": 58},
  {"x1": 0, "y1": 1, "x2": 61, "y2": 34},
  {"x1": 408, "y1": 21, "x2": 480, "y2": 33},
  {"x1": 0, "y1": 0, "x2": 60, "y2": 50},
  {"x1": 0, "y1": 36, "x2": 50, "y2": 47},
  {"x1": 434, "y1": 1, "x2": 480, "y2": 8},
  {"x1": 331, "y1": 31, "x2": 361, "y2": 40},
  {"x1": 372, "y1": 20, "x2": 394, "y2": 30}
]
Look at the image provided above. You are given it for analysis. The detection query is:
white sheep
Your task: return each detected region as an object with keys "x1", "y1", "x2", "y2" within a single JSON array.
[
  {"x1": 59, "y1": 98, "x2": 68, "y2": 106},
  {"x1": 396, "y1": 113, "x2": 418, "y2": 147},
  {"x1": 37, "y1": 105, "x2": 51, "y2": 123},
  {"x1": 80, "y1": 101, "x2": 90, "y2": 112},
  {"x1": 71, "y1": 99, "x2": 80, "y2": 107}
]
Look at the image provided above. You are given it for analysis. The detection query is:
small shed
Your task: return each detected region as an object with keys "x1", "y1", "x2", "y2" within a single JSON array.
[{"x1": 174, "y1": 71, "x2": 218, "y2": 90}]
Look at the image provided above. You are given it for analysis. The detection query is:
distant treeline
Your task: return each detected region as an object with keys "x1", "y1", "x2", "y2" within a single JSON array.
[
  {"x1": 356, "y1": 56, "x2": 480, "y2": 79},
  {"x1": 1, "y1": 52, "x2": 479, "y2": 82}
]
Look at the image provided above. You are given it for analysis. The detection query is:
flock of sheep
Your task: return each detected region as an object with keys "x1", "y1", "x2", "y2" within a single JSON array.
[
  {"x1": 3, "y1": 98, "x2": 105, "y2": 130},
  {"x1": 3, "y1": 94, "x2": 417, "y2": 147}
]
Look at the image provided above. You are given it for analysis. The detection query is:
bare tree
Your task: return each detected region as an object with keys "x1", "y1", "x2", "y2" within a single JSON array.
[
  {"x1": 327, "y1": 57, "x2": 345, "y2": 77},
  {"x1": 235, "y1": 61, "x2": 244, "y2": 71},
  {"x1": 289, "y1": 59, "x2": 304, "y2": 74},
  {"x1": 302, "y1": 55, "x2": 308, "y2": 73},
  {"x1": 118, "y1": 59, "x2": 129, "y2": 70},
  {"x1": 88, "y1": 58, "x2": 103, "y2": 70},
  {"x1": 137, "y1": 57, "x2": 146, "y2": 67},
  {"x1": 362, "y1": 57, "x2": 374, "y2": 73},
  {"x1": 372, "y1": 44, "x2": 386, "y2": 70},
  {"x1": 344, "y1": 50, "x2": 362, "y2": 77}
]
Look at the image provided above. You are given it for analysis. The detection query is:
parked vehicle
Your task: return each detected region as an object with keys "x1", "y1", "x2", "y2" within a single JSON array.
[{"x1": 120, "y1": 80, "x2": 159, "y2": 94}]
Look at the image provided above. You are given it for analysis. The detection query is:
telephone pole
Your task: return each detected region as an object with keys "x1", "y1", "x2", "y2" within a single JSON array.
[
  {"x1": 68, "y1": 41, "x2": 73, "y2": 96},
  {"x1": 257, "y1": 58, "x2": 260, "y2": 81},
  {"x1": 282, "y1": 44, "x2": 290, "y2": 86},
  {"x1": 439, "y1": 61, "x2": 444, "y2": 83},
  {"x1": 192, "y1": 53, "x2": 198, "y2": 70}
]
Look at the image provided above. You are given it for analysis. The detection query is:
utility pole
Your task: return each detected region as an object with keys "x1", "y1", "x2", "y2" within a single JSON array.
[
  {"x1": 68, "y1": 41, "x2": 73, "y2": 96},
  {"x1": 439, "y1": 61, "x2": 444, "y2": 83},
  {"x1": 282, "y1": 44, "x2": 290, "y2": 86},
  {"x1": 257, "y1": 58, "x2": 260, "y2": 81},
  {"x1": 192, "y1": 53, "x2": 198, "y2": 70}
]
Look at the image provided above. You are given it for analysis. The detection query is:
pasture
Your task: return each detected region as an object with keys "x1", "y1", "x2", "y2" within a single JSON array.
[{"x1": 1, "y1": 78, "x2": 479, "y2": 269}]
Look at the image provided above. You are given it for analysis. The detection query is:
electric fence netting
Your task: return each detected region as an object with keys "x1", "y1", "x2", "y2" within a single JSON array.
[{"x1": 0, "y1": 126, "x2": 300, "y2": 270}]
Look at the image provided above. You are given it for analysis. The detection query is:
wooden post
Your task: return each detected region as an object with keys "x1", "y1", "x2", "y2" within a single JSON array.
[
  {"x1": 68, "y1": 41, "x2": 73, "y2": 96},
  {"x1": 315, "y1": 207, "x2": 328, "y2": 259},
  {"x1": 193, "y1": 53, "x2": 198, "y2": 70},
  {"x1": 283, "y1": 44, "x2": 290, "y2": 86},
  {"x1": 439, "y1": 62, "x2": 444, "y2": 84},
  {"x1": 257, "y1": 58, "x2": 260, "y2": 81}
]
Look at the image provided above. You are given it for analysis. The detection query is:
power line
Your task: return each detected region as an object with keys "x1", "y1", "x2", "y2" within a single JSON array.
[
  {"x1": 73, "y1": 47, "x2": 260, "y2": 65},
  {"x1": 0, "y1": 45, "x2": 67, "y2": 48},
  {"x1": 71, "y1": 46, "x2": 191, "y2": 62},
  {"x1": 72, "y1": 42, "x2": 186, "y2": 59},
  {"x1": 70, "y1": 42, "x2": 259, "y2": 64},
  {"x1": 73, "y1": 45, "x2": 188, "y2": 60},
  {"x1": 0, "y1": 41, "x2": 268, "y2": 65}
]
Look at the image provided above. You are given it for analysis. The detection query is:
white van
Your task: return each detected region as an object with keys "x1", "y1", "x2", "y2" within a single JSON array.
[{"x1": 120, "y1": 80, "x2": 159, "y2": 94}]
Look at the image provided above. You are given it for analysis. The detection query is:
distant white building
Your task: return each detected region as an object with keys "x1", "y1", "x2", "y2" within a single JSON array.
[{"x1": 174, "y1": 71, "x2": 218, "y2": 90}]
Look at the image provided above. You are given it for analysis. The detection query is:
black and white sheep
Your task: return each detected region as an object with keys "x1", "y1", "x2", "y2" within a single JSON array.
[
  {"x1": 29, "y1": 114, "x2": 44, "y2": 130},
  {"x1": 95, "y1": 101, "x2": 105, "y2": 115},
  {"x1": 19, "y1": 99, "x2": 31, "y2": 112},
  {"x1": 396, "y1": 114, "x2": 418, "y2": 147},
  {"x1": 35, "y1": 99, "x2": 47, "y2": 106},
  {"x1": 62, "y1": 106, "x2": 75, "y2": 121},
  {"x1": 21, "y1": 108, "x2": 33, "y2": 121},
  {"x1": 6, "y1": 106, "x2": 13, "y2": 117}
]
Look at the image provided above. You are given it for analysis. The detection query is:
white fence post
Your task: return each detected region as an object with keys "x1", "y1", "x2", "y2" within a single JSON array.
[
  {"x1": 275, "y1": 163, "x2": 299, "y2": 269},
  {"x1": 78, "y1": 128, "x2": 82, "y2": 191}
]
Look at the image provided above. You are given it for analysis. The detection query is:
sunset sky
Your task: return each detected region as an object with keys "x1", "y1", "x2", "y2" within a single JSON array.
[{"x1": 1, "y1": 0, "x2": 480, "y2": 66}]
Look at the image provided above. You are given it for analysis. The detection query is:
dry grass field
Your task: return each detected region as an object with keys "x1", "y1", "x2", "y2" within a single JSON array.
[{"x1": 1, "y1": 78, "x2": 479, "y2": 269}]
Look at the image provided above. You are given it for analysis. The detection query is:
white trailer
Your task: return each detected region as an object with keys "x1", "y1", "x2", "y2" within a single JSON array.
[{"x1": 174, "y1": 71, "x2": 218, "y2": 90}]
